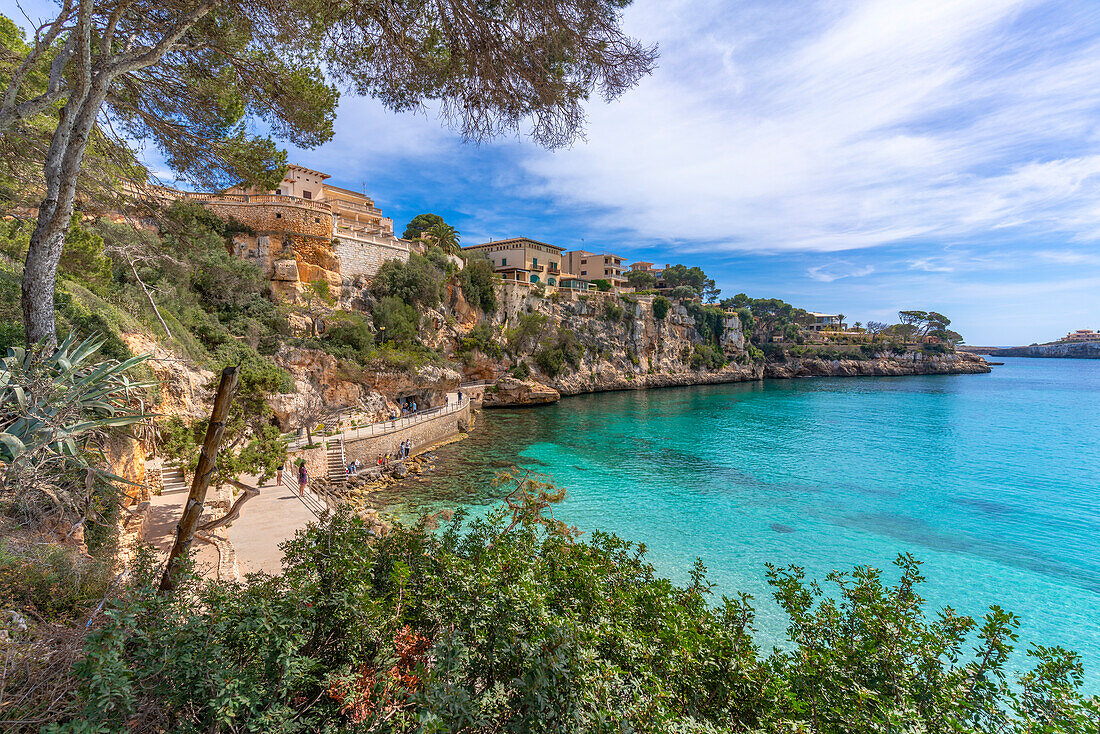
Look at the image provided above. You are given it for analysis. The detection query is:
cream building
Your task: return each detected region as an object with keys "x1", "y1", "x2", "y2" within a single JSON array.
[
  {"x1": 463, "y1": 237, "x2": 571, "y2": 286},
  {"x1": 563, "y1": 250, "x2": 627, "y2": 289}
]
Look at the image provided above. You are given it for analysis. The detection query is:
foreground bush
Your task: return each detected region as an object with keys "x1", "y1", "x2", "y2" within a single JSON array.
[{"x1": 50, "y1": 508, "x2": 1098, "y2": 733}]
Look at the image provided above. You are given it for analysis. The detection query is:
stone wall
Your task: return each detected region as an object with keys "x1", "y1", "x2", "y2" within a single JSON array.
[
  {"x1": 341, "y1": 401, "x2": 471, "y2": 465},
  {"x1": 199, "y1": 199, "x2": 334, "y2": 238},
  {"x1": 335, "y1": 236, "x2": 409, "y2": 281}
]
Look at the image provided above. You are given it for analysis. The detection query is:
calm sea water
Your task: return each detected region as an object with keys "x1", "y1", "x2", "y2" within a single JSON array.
[{"x1": 387, "y1": 357, "x2": 1100, "y2": 690}]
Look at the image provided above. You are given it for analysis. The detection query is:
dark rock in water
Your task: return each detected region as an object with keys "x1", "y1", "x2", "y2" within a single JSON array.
[
  {"x1": 770, "y1": 523, "x2": 796, "y2": 534},
  {"x1": 572, "y1": 465, "x2": 587, "y2": 471}
]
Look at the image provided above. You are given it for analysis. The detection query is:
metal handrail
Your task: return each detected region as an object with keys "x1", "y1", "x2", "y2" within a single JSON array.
[
  {"x1": 287, "y1": 394, "x2": 469, "y2": 449},
  {"x1": 282, "y1": 468, "x2": 326, "y2": 519}
]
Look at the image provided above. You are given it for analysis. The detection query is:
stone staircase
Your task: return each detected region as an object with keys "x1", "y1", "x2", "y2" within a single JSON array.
[
  {"x1": 325, "y1": 438, "x2": 347, "y2": 488},
  {"x1": 161, "y1": 465, "x2": 189, "y2": 495}
]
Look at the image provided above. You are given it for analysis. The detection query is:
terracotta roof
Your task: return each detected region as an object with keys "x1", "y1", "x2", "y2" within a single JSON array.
[{"x1": 466, "y1": 236, "x2": 564, "y2": 252}]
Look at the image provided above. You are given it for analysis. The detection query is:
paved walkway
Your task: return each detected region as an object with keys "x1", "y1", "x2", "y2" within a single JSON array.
[
  {"x1": 147, "y1": 490, "x2": 220, "y2": 577},
  {"x1": 146, "y1": 478, "x2": 318, "y2": 578},
  {"x1": 227, "y1": 479, "x2": 319, "y2": 575}
]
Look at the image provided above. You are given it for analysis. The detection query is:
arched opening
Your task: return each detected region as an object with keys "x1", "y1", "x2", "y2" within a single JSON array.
[
  {"x1": 530, "y1": 274, "x2": 540, "y2": 283},
  {"x1": 548, "y1": 277, "x2": 556, "y2": 286}
]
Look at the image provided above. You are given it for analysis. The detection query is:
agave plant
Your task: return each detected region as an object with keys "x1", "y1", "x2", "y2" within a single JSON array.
[{"x1": 0, "y1": 333, "x2": 152, "y2": 526}]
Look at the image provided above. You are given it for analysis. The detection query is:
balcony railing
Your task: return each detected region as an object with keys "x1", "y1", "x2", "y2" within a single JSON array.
[
  {"x1": 182, "y1": 191, "x2": 332, "y2": 213},
  {"x1": 331, "y1": 198, "x2": 385, "y2": 217}
]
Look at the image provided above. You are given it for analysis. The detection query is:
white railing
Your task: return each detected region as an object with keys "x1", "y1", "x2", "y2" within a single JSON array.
[{"x1": 287, "y1": 394, "x2": 469, "y2": 449}]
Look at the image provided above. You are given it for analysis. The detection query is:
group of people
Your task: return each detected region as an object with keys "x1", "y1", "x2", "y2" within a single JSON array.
[
  {"x1": 374, "y1": 438, "x2": 414, "y2": 467},
  {"x1": 345, "y1": 458, "x2": 363, "y2": 475}
]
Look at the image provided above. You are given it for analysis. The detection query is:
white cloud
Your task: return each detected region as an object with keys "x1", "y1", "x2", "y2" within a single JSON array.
[
  {"x1": 807, "y1": 262, "x2": 876, "y2": 282},
  {"x1": 520, "y1": 0, "x2": 1100, "y2": 253}
]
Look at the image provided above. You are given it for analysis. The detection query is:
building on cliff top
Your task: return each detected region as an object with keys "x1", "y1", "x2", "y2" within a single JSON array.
[
  {"x1": 562, "y1": 250, "x2": 628, "y2": 290},
  {"x1": 1061, "y1": 329, "x2": 1100, "y2": 342},
  {"x1": 169, "y1": 164, "x2": 410, "y2": 300},
  {"x1": 806, "y1": 312, "x2": 843, "y2": 331},
  {"x1": 464, "y1": 237, "x2": 590, "y2": 290}
]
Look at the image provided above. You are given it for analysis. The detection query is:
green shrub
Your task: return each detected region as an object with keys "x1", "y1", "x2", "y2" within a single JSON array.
[
  {"x1": 652, "y1": 295, "x2": 671, "y2": 320},
  {"x1": 459, "y1": 322, "x2": 503, "y2": 360},
  {"x1": 505, "y1": 312, "x2": 548, "y2": 355},
  {"x1": 534, "y1": 329, "x2": 583, "y2": 378},
  {"x1": 52, "y1": 510, "x2": 1100, "y2": 733},
  {"x1": 690, "y1": 343, "x2": 726, "y2": 370},
  {"x1": 510, "y1": 360, "x2": 531, "y2": 379},
  {"x1": 591, "y1": 278, "x2": 612, "y2": 292},
  {"x1": 457, "y1": 256, "x2": 498, "y2": 313},
  {"x1": 603, "y1": 301, "x2": 624, "y2": 321},
  {"x1": 373, "y1": 296, "x2": 421, "y2": 347},
  {"x1": 371, "y1": 253, "x2": 445, "y2": 310},
  {"x1": 0, "y1": 539, "x2": 113, "y2": 620},
  {"x1": 687, "y1": 302, "x2": 726, "y2": 346},
  {"x1": 326, "y1": 313, "x2": 375, "y2": 357}
]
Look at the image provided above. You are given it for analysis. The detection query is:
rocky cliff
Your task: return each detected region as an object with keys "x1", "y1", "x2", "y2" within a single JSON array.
[
  {"x1": 763, "y1": 350, "x2": 991, "y2": 379},
  {"x1": 980, "y1": 342, "x2": 1100, "y2": 359},
  {"x1": 474, "y1": 284, "x2": 758, "y2": 401}
]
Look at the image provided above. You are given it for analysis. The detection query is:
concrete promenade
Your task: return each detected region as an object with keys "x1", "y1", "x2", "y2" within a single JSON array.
[{"x1": 227, "y1": 479, "x2": 318, "y2": 575}]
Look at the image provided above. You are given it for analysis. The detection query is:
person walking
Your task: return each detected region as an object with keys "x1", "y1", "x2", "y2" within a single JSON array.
[
  {"x1": 276, "y1": 461, "x2": 284, "y2": 487},
  {"x1": 297, "y1": 462, "x2": 308, "y2": 496}
]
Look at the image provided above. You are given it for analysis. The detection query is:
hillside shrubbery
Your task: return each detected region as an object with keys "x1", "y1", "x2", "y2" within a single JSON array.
[{"x1": 41, "y1": 504, "x2": 1100, "y2": 733}]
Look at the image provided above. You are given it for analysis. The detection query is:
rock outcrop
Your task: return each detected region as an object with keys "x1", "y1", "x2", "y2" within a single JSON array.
[
  {"x1": 763, "y1": 351, "x2": 991, "y2": 379},
  {"x1": 482, "y1": 377, "x2": 561, "y2": 407},
  {"x1": 980, "y1": 341, "x2": 1100, "y2": 359},
  {"x1": 474, "y1": 284, "x2": 756, "y2": 396}
]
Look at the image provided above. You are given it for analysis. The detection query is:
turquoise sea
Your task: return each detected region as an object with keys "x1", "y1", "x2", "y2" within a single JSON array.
[{"x1": 388, "y1": 357, "x2": 1100, "y2": 690}]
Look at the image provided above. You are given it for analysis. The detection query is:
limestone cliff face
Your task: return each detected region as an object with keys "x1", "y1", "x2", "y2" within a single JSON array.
[
  {"x1": 472, "y1": 284, "x2": 758, "y2": 395},
  {"x1": 270, "y1": 346, "x2": 461, "y2": 429},
  {"x1": 763, "y1": 350, "x2": 991, "y2": 379},
  {"x1": 482, "y1": 377, "x2": 561, "y2": 408},
  {"x1": 982, "y1": 342, "x2": 1100, "y2": 359}
]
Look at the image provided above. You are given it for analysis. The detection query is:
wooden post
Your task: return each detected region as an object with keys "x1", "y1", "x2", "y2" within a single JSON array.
[{"x1": 159, "y1": 365, "x2": 239, "y2": 593}]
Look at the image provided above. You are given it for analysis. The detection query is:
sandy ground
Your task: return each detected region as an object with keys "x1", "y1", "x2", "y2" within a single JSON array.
[{"x1": 146, "y1": 478, "x2": 318, "y2": 578}]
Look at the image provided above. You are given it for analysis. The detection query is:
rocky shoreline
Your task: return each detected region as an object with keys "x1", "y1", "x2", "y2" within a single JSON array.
[
  {"x1": 974, "y1": 342, "x2": 1100, "y2": 359},
  {"x1": 482, "y1": 352, "x2": 990, "y2": 406},
  {"x1": 763, "y1": 351, "x2": 991, "y2": 379}
]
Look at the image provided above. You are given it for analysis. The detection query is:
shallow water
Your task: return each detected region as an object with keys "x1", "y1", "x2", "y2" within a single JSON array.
[{"x1": 385, "y1": 357, "x2": 1100, "y2": 690}]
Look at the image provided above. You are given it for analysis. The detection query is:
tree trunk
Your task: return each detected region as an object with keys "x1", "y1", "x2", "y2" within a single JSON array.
[
  {"x1": 22, "y1": 210, "x2": 69, "y2": 346},
  {"x1": 160, "y1": 365, "x2": 239, "y2": 593},
  {"x1": 22, "y1": 70, "x2": 109, "y2": 346}
]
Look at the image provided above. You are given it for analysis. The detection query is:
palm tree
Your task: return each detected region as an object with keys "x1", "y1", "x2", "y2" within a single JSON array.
[{"x1": 422, "y1": 223, "x2": 461, "y2": 256}]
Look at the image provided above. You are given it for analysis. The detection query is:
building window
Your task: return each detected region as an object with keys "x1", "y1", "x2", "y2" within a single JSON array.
[
  {"x1": 530, "y1": 274, "x2": 540, "y2": 283},
  {"x1": 501, "y1": 258, "x2": 507, "y2": 266},
  {"x1": 276, "y1": 188, "x2": 282, "y2": 195},
  {"x1": 532, "y1": 257, "x2": 538, "y2": 267},
  {"x1": 303, "y1": 190, "x2": 312, "y2": 200},
  {"x1": 581, "y1": 270, "x2": 587, "y2": 276}
]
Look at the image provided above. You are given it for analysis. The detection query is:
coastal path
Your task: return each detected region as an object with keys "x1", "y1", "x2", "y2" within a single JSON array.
[{"x1": 288, "y1": 389, "x2": 473, "y2": 449}]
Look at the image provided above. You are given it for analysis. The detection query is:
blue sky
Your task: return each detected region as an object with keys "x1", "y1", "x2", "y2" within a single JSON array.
[{"x1": 19, "y1": 0, "x2": 1100, "y2": 344}]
